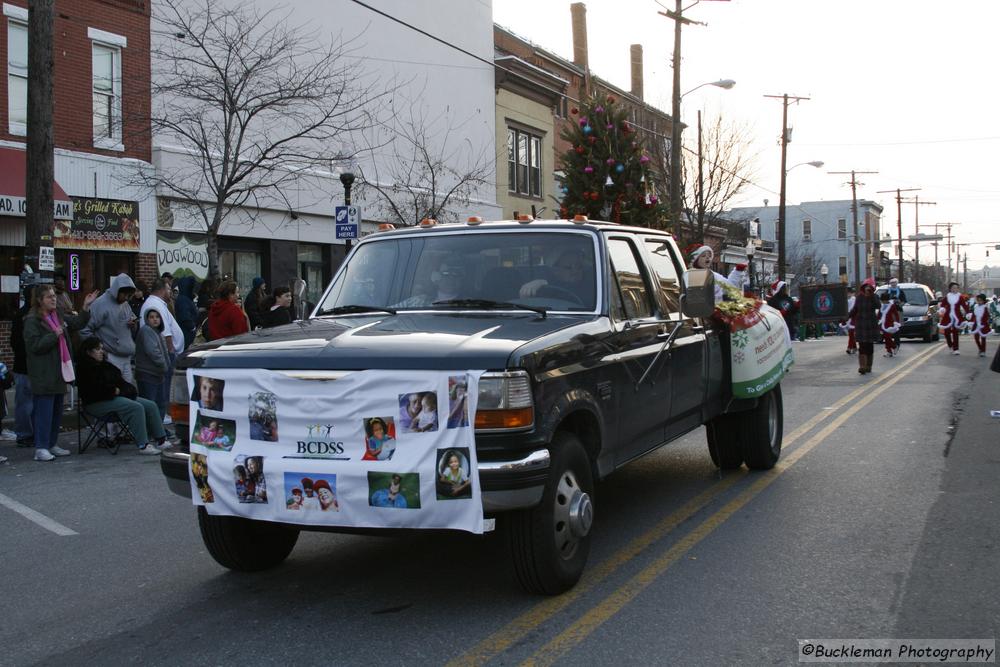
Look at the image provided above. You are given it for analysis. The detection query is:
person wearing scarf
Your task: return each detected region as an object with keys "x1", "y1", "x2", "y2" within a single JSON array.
[
  {"x1": 848, "y1": 278, "x2": 881, "y2": 374},
  {"x1": 23, "y1": 284, "x2": 98, "y2": 462}
]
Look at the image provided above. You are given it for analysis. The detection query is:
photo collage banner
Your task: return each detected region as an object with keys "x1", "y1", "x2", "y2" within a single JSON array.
[{"x1": 187, "y1": 368, "x2": 484, "y2": 534}]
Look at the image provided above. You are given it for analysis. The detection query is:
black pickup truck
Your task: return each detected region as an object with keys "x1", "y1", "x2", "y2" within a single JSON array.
[{"x1": 161, "y1": 218, "x2": 785, "y2": 594}]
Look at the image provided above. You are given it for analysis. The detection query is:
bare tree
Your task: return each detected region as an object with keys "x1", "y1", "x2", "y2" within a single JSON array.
[
  {"x1": 358, "y1": 99, "x2": 492, "y2": 226},
  {"x1": 786, "y1": 241, "x2": 823, "y2": 293},
  {"x1": 684, "y1": 113, "x2": 760, "y2": 241},
  {"x1": 147, "y1": 0, "x2": 389, "y2": 277}
]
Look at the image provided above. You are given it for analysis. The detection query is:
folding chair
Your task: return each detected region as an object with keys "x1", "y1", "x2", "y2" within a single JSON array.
[{"x1": 77, "y1": 398, "x2": 135, "y2": 455}]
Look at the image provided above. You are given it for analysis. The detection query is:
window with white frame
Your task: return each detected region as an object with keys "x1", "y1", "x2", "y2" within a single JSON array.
[
  {"x1": 802, "y1": 219, "x2": 812, "y2": 240},
  {"x1": 838, "y1": 218, "x2": 847, "y2": 239},
  {"x1": 6, "y1": 13, "x2": 27, "y2": 134},
  {"x1": 839, "y1": 255, "x2": 848, "y2": 277},
  {"x1": 89, "y1": 28, "x2": 126, "y2": 149},
  {"x1": 507, "y1": 126, "x2": 542, "y2": 197}
]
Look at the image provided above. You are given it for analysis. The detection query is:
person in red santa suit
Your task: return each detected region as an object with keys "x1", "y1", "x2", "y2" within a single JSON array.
[
  {"x1": 878, "y1": 291, "x2": 901, "y2": 357},
  {"x1": 938, "y1": 281, "x2": 970, "y2": 355},
  {"x1": 970, "y1": 293, "x2": 991, "y2": 357},
  {"x1": 845, "y1": 286, "x2": 857, "y2": 354}
]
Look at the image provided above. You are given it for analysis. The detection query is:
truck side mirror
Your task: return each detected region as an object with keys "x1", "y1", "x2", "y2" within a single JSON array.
[{"x1": 681, "y1": 268, "x2": 716, "y2": 319}]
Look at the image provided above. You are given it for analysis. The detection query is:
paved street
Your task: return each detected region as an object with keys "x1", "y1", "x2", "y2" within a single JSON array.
[{"x1": 1, "y1": 336, "x2": 997, "y2": 666}]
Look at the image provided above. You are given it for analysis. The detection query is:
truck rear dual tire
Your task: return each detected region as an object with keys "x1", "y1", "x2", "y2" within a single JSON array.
[
  {"x1": 198, "y1": 507, "x2": 300, "y2": 571},
  {"x1": 507, "y1": 432, "x2": 594, "y2": 595},
  {"x1": 706, "y1": 384, "x2": 783, "y2": 471}
]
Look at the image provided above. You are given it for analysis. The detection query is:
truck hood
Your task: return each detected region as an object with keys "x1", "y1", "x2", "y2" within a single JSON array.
[{"x1": 179, "y1": 312, "x2": 591, "y2": 371}]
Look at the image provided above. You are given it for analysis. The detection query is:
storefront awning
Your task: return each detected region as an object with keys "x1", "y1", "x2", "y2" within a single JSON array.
[{"x1": 0, "y1": 146, "x2": 73, "y2": 220}]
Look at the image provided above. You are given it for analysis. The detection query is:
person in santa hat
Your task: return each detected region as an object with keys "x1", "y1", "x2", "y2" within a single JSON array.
[
  {"x1": 844, "y1": 286, "x2": 858, "y2": 354},
  {"x1": 970, "y1": 293, "x2": 991, "y2": 357},
  {"x1": 848, "y1": 278, "x2": 880, "y2": 374},
  {"x1": 686, "y1": 244, "x2": 746, "y2": 303},
  {"x1": 878, "y1": 291, "x2": 901, "y2": 357},
  {"x1": 937, "y1": 281, "x2": 970, "y2": 355},
  {"x1": 766, "y1": 280, "x2": 798, "y2": 337}
]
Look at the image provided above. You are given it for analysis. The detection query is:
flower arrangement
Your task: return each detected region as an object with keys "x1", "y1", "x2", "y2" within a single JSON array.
[{"x1": 714, "y1": 282, "x2": 761, "y2": 323}]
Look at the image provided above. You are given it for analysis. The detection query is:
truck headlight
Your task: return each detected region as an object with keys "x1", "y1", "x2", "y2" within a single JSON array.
[{"x1": 476, "y1": 370, "x2": 534, "y2": 431}]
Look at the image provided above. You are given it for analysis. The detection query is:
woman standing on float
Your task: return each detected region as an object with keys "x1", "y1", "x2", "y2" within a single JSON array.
[
  {"x1": 848, "y1": 278, "x2": 880, "y2": 374},
  {"x1": 938, "y1": 282, "x2": 969, "y2": 355}
]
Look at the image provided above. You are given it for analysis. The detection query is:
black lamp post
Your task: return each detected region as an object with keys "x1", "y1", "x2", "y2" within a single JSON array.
[{"x1": 339, "y1": 171, "x2": 355, "y2": 251}]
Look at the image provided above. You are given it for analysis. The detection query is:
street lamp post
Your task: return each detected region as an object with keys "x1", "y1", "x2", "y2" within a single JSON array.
[
  {"x1": 670, "y1": 79, "x2": 735, "y2": 235},
  {"x1": 820, "y1": 263, "x2": 829, "y2": 283},
  {"x1": 339, "y1": 171, "x2": 355, "y2": 252},
  {"x1": 777, "y1": 160, "x2": 823, "y2": 280},
  {"x1": 745, "y1": 238, "x2": 756, "y2": 297}
]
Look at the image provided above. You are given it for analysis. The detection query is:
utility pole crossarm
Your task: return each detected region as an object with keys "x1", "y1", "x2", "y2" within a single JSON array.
[{"x1": 829, "y1": 170, "x2": 878, "y2": 286}]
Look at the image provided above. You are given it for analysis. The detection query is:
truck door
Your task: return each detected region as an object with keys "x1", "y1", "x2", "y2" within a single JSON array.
[
  {"x1": 604, "y1": 236, "x2": 672, "y2": 464},
  {"x1": 641, "y1": 238, "x2": 707, "y2": 439}
]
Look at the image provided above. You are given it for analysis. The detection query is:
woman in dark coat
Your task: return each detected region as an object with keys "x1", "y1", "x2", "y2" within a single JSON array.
[
  {"x1": 23, "y1": 284, "x2": 98, "y2": 461},
  {"x1": 848, "y1": 278, "x2": 880, "y2": 374},
  {"x1": 77, "y1": 336, "x2": 168, "y2": 454},
  {"x1": 260, "y1": 286, "x2": 294, "y2": 328}
]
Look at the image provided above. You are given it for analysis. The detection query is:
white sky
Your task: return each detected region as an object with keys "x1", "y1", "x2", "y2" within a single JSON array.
[{"x1": 492, "y1": 0, "x2": 1000, "y2": 269}]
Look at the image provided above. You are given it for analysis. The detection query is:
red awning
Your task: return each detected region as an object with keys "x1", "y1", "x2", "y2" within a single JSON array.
[{"x1": 0, "y1": 146, "x2": 73, "y2": 219}]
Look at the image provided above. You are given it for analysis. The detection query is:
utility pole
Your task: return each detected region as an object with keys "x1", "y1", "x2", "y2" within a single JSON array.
[
  {"x1": 26, "y1": 0, "x2": 55, "y2": 279},
  {"x1": 830, "y1": 170, "x2": 877, "y2": 287},
  {"x1": 765, "y1": 93, "x2": 810, "y2": 280},
  {"x1": 963, "y1": 252, "x2": 968, "y2": 292},
  {"x1": 932, "y1": 222, "x2": 958, "y2": 290},
  {"x1": 901, "y1": 195, "x2": 936, "y2": 284},
  {"x1": 877, "y1": 187, "x2": 919, "y2": 281}
]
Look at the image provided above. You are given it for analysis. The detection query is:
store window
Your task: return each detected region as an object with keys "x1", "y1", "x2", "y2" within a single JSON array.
[
  {"x1": 220, "y1": 250, "x2": 262, "y2": 298},
  {"x1": 6, "y1": 11, "x2": 27, "y2": 135},
  {"x1": 297, "y1": 243, "x2": 326, "y2": 307}
]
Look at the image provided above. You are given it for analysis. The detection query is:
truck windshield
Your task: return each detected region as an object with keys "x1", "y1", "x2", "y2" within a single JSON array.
[{"x1": 317, "y1": 232, "x2": 598, "y2": 314}]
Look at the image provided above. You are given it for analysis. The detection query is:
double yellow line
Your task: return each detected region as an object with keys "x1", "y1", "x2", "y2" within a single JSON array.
[{"x1": 451, "y1": 343, "x2": 943, "y2": 667}]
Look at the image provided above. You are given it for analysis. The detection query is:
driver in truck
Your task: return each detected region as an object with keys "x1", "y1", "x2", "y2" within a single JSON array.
[{"x1": 519, "y1": 248, "x2": 586, "y2": 298}]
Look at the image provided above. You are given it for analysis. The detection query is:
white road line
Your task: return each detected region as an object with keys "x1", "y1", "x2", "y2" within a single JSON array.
[{"x1": 0, "y1": 491, "x2": 78, "y2": 536}]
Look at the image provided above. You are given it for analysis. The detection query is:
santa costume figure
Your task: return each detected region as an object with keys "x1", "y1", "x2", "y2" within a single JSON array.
[
  {"x1": 878, "y1": 291, "x2": 901, "y2": 357},
  {"x1": 686, "y1": 244, "x2": 746, "y2": 303},
  {"x1": 938, "y1": 281, "x2": 970, "y2": 355},
  {"x1": 845, "y1": 287, "x2": 857, "y2": 354},
  {"x1": 970, "y1": 293, "x2": 991, "y2": 357}
]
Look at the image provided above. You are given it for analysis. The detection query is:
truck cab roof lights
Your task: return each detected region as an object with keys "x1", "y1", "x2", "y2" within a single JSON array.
[
  {"x1": 419, "y1": 218, "x2": 438, "y2": 227},
  {"x1": 377, "y1": 223, "x2": 396, "y2": 231},
  {"x1": 572, "y1": 214, "x2": 588, "y2": 224},
  {"x1": 467, "y1": 216, "x2": 484, "y2": 225},
  {"x1": 516, "y1": 214, "x2": 533, "y2": 224}
]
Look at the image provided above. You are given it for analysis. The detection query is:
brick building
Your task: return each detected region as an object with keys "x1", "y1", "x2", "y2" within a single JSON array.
[{"x1": 0, "y1": 0, "x2": 155, "y2": 364}]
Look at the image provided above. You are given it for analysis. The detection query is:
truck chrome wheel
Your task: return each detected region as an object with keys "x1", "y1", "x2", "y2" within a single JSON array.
[{"x1": 555, "y1": 470, "x2": 593, "y2": 553}]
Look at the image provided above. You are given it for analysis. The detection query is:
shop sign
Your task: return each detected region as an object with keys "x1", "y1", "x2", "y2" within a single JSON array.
[
  {"x1": 69, "y1": 254, "x2": 81, "y2": 291},
  {"x1": 157, "y1": 233, "x2": 209, "y2": 280},
  {"x1": 55, "y1": 197, "x2": 140, "y2": 250},
  {"x1": 0, "y1": 194, "x2": 73, "y2": 220},
  {"x1": 39, "y1": 247, "x2": 55, "y2": 271}
]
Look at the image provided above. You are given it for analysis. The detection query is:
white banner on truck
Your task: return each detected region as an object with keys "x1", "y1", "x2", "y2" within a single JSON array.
[{"x1": 188, "y1": 368, "x2": 484, "y2": 533}]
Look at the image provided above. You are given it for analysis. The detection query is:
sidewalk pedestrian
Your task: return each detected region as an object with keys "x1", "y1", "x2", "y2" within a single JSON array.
[
  {"x1": 208, "y1": 281, "x2": 251, "y2": 339},
  {"x1": 260, "y1": 286, "x2": 294, "y2": 328},
  {"x1": 135, "y1": 309, "x2": 170, "y2": 421},
  {"x1": 244, "y1": 277, "x2": 267, "y2": 330},
  {"x1": 879, "y1": 291, "x2": 901, "y2": 357},
  {"x1": 849, "y1": 278, "x2": 880, "y2": 374},
  {"x1": 845, "y1": 286, "x2": 857, "y2": 354},
  {"x1": 10, "y1": 287, "x2": 34, "y2": 447},
  {"x1": 174, "y1": 276, "x2": 199, "y2": 348},
  {"x1": 937, "y1": 282, "x2": 969, "y2": 355},
  {"x1": 140, "y1": 278, "x2": 185, "y2": 423},
  {"x1": 970, "y1": 294, "x2": 991, "y2": 358},
  {"x1": 80, "y1": 273, "x2": 138, "y2": 385},
  {"x1": 24, "y1": 285, "x2": 98, "y2": 461},
  {"x1": 76, "y1": 337, "x2": 167, "y2": 455}
]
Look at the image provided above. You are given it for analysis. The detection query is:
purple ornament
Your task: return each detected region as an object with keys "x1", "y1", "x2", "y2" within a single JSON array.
[
  {"x1": 584, "y1": 166, "x2": 594, "y2": 174},
  {"x1": 606, "y1": 158, "x2": 616, "y2": 165},
  {"x1": 639, "y1": 154, "x2": 650, "y2": 164},
  {"x1": 606, "y1": 123, "x2": 614, "y2": 130},
  {"x1": 595, "y1": 105, "x2": 605, "y2": 114},
  {"x1": 649, "y1": 194, "x2": 658, "y2": 204}
]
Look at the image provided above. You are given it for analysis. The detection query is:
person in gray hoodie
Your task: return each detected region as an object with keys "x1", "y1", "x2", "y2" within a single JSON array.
[
  {"x1": 81, "y1": 273, "x2": 138, "y2": 385},
  {"x1": 135, "y1": 309, "x2": 170, "y2": 421}
]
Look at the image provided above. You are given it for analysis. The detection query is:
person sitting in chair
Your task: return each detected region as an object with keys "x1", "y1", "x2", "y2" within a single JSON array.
[{"x1": 76, "y1": 336, "x2": 169, "y2": 455}]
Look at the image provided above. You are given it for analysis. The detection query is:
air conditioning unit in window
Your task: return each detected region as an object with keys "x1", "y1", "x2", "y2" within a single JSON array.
[{"x1": 802, "y1": 234, "x2": 811, "y2": 242}]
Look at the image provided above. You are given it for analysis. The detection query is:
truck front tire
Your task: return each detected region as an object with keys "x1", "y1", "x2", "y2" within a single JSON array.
[
  {"x1": 198, "y1": 507, "x2": 299, "y2": 571},
  {"x1": 706, "y1": 412, "x2": 744, "y2": 469},
  {"x1": 507, "y1": 432, "x2": 594, "y2": 595},
  {"x1": 741, "y1": 384, "x2": 783, "y2": 470}
]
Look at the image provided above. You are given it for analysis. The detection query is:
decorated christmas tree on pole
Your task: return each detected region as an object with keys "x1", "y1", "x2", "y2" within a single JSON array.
[{"x1": 558, "y1": 94, "x2": 665, "y2": 227}]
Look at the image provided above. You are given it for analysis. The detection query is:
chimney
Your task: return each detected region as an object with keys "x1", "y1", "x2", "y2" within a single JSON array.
[
  {"x1": 630, "y1": 44, "x2": 643, "y2": 100},
  {"x1": 571, "y1": 3, "x2": 590, "y2": 91}
]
